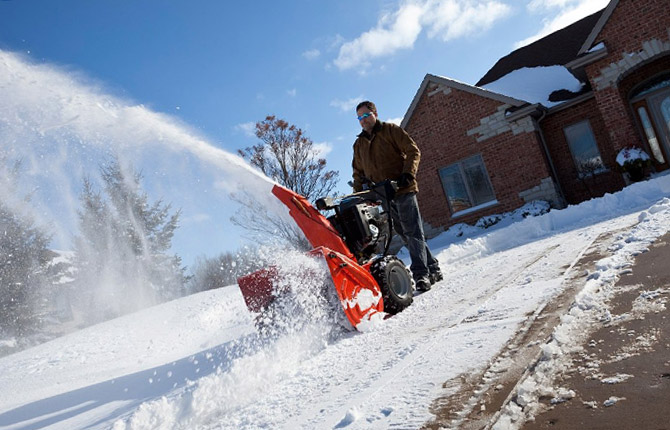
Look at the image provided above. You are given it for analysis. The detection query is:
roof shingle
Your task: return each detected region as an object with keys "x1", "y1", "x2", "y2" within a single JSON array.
[{"x1": 476, "y1": 10, "x2": 605, "y2": 88}]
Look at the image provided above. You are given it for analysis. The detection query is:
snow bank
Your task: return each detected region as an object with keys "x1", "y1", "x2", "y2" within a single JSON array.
[
  {"x1": 434, "y1": 173, "x2": 670, "y2": 267},
  {"x1": 0, "y1": 286, "x2": 254, "y2": 415}
]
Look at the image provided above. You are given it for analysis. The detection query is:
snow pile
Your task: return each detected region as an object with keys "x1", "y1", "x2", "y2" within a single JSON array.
[
  {"x1": 436, "y1": 173, "x2": 670, "y2": 266},
  {"x1": 403, "y1": 200, "x2": 550, "y2": 262},
  {"x1": 615, "y1": 146, "x2": 651, "y2": 166},
  {"x1": 482, "y1": 65, "x2": 584, "y2": 107}
]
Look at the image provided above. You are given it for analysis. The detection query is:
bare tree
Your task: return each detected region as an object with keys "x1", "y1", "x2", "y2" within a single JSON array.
[
  {"x1": 233, "y1": 116, "x2": 339, "y2": 249},
  {"x1": 239, "y1": 115, "x2": 339, "y2": 201}
]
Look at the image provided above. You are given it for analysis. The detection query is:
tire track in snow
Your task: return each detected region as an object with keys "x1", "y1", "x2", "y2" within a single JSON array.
[
  {"x1": 296, "y1": 236, "x2": 596, "y2": 429},
  {"x1": 204, "y1": 218, "x2": 640, "y2": 429}
]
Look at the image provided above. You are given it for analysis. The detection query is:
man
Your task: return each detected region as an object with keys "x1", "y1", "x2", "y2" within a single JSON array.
[{"x1": 352, "y1": 100, "x2": 442, "y2": 292}]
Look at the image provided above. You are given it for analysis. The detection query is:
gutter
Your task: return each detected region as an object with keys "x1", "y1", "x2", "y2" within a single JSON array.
[
  {"x1": 507, "y1": 104, "x2": 567, "y2": 208},
  {"x1": 566, "y1": 45, "x2": 608, "y2": 71},
  {"x1": 534, "y1": 107, "x2": 567, "y2": 208}
]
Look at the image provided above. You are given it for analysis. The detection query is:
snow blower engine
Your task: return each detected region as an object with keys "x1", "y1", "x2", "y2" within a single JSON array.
[{"x1": 237, "y1": 180, "x2": 415, "y2": 330}]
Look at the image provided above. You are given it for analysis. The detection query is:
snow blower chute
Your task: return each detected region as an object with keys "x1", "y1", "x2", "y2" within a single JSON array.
[{"x1": 237, "y1": 181, "x2": 415, "y2": 330}]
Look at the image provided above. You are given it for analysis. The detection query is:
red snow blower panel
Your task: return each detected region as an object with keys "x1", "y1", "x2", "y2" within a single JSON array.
[
  {"x1": 237, "y1": 266, "x2": 278, "y2": 314},
  {"x1": 270, "y1": 185, "x2": 353, "y2": 257},
  {"x1": 237, "y1": 183, "x2": 413, "y2": 330}
]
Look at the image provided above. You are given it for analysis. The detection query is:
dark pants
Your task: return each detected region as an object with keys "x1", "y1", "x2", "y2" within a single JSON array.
[{"x1": 390, "y1": 192, "x2": 440, "y2": 282}]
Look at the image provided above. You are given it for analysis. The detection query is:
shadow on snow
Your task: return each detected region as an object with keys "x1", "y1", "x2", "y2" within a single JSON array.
[{"x1": 0, "y1": 332, "x2": 260, "y2": 430}]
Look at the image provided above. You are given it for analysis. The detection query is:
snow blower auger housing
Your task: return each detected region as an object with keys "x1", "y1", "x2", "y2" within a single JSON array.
[{"x1": 237, "y1": 181, "x2": 415, "y2": 330}]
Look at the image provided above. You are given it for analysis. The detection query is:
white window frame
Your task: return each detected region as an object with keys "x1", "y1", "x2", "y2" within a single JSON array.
[
  {"x1": 438, "y1": 154, "x2": 497, "y2": 217},
  {"x1": 563, "y1": 120, "x2": 607, "y2": 178}
]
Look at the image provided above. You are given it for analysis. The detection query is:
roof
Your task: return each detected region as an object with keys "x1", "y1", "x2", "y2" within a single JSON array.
[
  {"x1": 401, "y1": 6, "x2": 613, "y2": 127},
  {"x1": 476, "y1": 9, "x2": 605, "y2": 88},
  {"x1": 579, "y1": 0, "x2": 619, "y2": 55},
  {"x1": 400, "y1": 74, "x2": 528, "y2": 129}
]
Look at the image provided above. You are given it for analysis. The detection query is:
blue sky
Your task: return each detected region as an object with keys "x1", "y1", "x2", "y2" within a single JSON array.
[
  {"x1": 0, "y1": 0, "x2": 610, "y2": 186},
  {"x1": 0, "y1": 0, "x2": 610, "y2": 261}
]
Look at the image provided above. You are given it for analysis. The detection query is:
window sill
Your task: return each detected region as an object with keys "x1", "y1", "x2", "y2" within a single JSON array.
[
  {"x1": 451, "y1": 200, "x2": 499, "y2": 219},
  {"x1": 577, "y1": 167, "x2": 610, "y2": 179}
]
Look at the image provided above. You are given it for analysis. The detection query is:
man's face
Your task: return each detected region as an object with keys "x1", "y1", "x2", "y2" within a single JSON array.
[{"x1": 357, "y1": 107, "x2": 376, "y2": 133}]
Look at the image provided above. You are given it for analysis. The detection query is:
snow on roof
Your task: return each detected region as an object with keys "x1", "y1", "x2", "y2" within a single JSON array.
[{"x1": 481, "y1": 65, "x2": 584, "y2": 107}]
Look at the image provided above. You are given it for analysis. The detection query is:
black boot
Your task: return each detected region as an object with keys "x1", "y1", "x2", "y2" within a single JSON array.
[
  {"x1": 429, "y1": 270, "x2": 443, "y2": 285},
  {"x1": 416, "y1": 278, "x2": 431, "y2": 292}
]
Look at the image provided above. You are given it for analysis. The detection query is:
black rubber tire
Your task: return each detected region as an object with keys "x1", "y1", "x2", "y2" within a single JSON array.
[{"x1": 370, "y1": 256, "x2": 414, "y2": 314}]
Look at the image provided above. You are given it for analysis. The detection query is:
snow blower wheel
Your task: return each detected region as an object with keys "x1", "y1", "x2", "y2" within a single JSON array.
[
  {"x1": 370, "y1": 256, "x2": 414, "y2": 314},
  {"x1": 238, "y1": 181, "x2": 419, "y2": 331}
]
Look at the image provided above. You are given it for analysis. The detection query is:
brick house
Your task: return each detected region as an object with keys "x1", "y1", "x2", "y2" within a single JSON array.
[{"x1": 402, "y1": 0, "x2": 670, "y2": 234}]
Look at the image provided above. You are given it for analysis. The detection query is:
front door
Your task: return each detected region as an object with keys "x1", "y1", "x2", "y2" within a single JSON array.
[
  {"x1": 649, "y1": 90, "x2": 670, "y2": 156},
  {"x1": 632, "y1": 86, "x2": 670, "y2": 172}
]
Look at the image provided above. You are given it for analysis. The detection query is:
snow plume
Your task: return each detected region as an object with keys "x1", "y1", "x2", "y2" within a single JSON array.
[
  {"x1": 0, "y1": 49, "x2": 279, "y2": 325},
  {"x1": 115, "y1": 248, "x2": 350, "y2": 429},
  {"x1": 253, "y1": 246, "x2": 353, "y2": 338},
  {"x1": 334, "y1": 0, "x2": 511, "y2": 72}
]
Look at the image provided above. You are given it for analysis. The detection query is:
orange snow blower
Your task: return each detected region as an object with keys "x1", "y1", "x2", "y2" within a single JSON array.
[{"x1": 237, "y1": 181, "x2": 415, "y2": 330}]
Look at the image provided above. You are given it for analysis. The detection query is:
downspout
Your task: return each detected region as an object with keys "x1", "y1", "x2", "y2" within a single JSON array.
[{"x1": 532, "y1": 107, "x2": 567, "y2": 208}]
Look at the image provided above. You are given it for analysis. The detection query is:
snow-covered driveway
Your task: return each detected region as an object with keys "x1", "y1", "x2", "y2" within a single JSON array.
[{"x1": 2, "y1": 176, "x2": 670, "y2": 430}]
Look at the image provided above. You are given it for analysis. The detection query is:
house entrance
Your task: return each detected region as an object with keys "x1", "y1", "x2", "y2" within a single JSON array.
[{"x1": 631, "y1": 74, "x2": 670, "y2": 172}]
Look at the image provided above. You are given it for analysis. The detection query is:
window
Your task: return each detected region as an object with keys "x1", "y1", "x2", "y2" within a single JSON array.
[
  {"x1": 439, "y1": 154, "x2": 496, "y2": 215},
  {"x1": 563, "y1": 120, "x2": 605, "y2": 177},
  {"x1": 637, "y1": 106, "x2": 665, "y2": 163},
  {"x1": 631, "y1": 74, "x2": 670, "y2": 170}
]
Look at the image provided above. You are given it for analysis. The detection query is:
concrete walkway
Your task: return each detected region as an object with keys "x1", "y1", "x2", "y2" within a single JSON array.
[
  {"x1": 423, "y1": 230, "x2": 670, "y2": 429},
  {"x1": 521, "y1": 232, "x2": 670, "y2": 430}
]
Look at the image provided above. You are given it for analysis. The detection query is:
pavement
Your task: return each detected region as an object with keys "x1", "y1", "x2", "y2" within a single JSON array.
[
  {"x1": 423, "y1": 230, "x2": 670, "y2": 430},
  {"x1": 521, "y1": 231, "x2": 670, "y2": 430}
]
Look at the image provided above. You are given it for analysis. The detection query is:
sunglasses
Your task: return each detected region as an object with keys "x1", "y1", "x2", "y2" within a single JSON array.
[{"x1": 357, "y1": 112, "x2": 373, "y2": 121}]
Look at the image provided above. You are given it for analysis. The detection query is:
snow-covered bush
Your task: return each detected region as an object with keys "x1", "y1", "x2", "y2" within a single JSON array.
[
  {"x1": 616, "y1": 146, "x2": 651, "y2": 181},
  {"x1": 475, "y1": 200, "x2": 550, "y2": 230}
]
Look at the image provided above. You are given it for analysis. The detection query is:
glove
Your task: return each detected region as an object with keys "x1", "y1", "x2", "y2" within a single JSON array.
[{"x1": 397, "y1": 172, "x2": 414, "y2": 188}]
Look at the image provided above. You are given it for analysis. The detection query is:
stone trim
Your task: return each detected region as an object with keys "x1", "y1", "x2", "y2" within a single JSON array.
[
  {"x1": 467, "y1": 105, "x2": 538, "y2": 142},
  {"x1": 401, "y1": 73, "x2": 527, "y2": 129},
  {"x1": 518, "y1": 177, "x2": 563, "y2": 209},
  {"x1": 427, "y1": 84, "x2": 452, "y2": 97},
  {"x1": 592, "y1": 34, "x2": 670, "y2": 90}
]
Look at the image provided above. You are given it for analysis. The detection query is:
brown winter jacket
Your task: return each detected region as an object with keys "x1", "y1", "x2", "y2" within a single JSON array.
[{"x1": 352, "y1": 120, "x2": 420, "y2": 194}]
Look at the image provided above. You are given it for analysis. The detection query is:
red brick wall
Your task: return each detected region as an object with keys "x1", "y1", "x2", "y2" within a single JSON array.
[
  {"x1": 405, "y1": 84, "x2": 552, "y2": 229},
  {"x1": 618, "y1": 55, "x2": 670, "y2": 98},
  {"x1": 594, "y1": 0, "x2": 668, "y2": 57},
  {"x1": 404, "y1": 0, "x2": 670, "y2": 232},
  {"x1": 585, "y1": 0, "x2": 670, "y2": 152},
  {"x1": 542, "y1": 97, "x2": 625, "y2": 204}
]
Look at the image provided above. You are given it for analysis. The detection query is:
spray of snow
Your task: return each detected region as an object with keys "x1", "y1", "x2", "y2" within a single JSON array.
[
  {"x1": 114, "y1": 248, "x2": 352, "y2": 429},
  {"x1": 0, "y1": 49, "x2": 289, "y2": 326}
]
